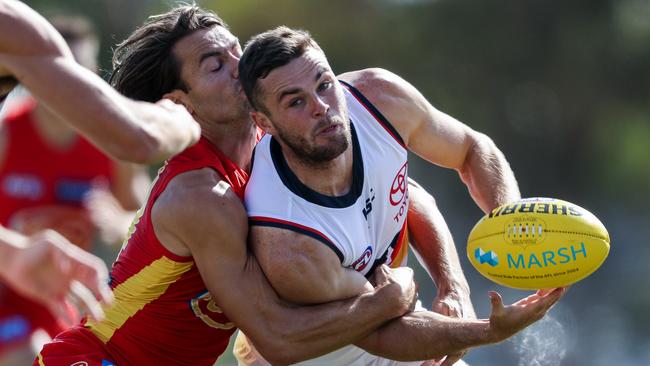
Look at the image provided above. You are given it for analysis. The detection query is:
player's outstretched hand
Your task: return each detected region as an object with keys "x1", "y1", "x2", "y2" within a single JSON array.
[
  {"x1": 4, "y1": 230, "x2": 113, "y2": 321},
  {"x1": 150, "y1": 98, "x2": 201, "y2": 157},
  {"x1": 371, "y1": 265, "x2": 418, "y2": 315},
  {"x1": 487, "y1": 287, "x2": 566, "y2": 343}
]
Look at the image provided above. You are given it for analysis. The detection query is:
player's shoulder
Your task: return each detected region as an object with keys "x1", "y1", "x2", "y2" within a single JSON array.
[
  {"x1": 339, "y1": 68, "x2": 423, "y2": 138},
  {"x1": 338, "y1": 68, "x2": 410, "y2": 102},
  {"x1": 154, "y1": 167, "x2": 247, "y2": 233},
  {"x1": 338, "y1": 68, "x2": 418, "y2": 116}
]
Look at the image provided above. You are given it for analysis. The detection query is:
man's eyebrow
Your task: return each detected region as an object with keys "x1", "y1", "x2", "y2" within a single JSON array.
[
  {"x1": 198, "y1": 39, "x2": 240, "y2": 66},
  {"x1": 276, "y1": 66, "x2": 330, "y2": 102},
  {"x1": 278, "y1": 87, "x2": 301, "y2": 102},
  {"x1": 315, "y1": 68, "x2": 325, "y2": 81},
  {"x1": 199, "y1": 51, "x2": 221, "y2": 66}
]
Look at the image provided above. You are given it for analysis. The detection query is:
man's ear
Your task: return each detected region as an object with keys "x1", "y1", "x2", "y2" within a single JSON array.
[
  {"x1": 251, "y1": 110, "x2": 275, "y2": 136},
  {"x1": 162, "y1": 90, "x2": 194, "y2": 115}
]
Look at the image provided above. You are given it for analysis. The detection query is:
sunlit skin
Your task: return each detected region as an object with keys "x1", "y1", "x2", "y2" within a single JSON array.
[
  {"x1": 251, "y1": 47, "x2": 354, "y2": 196},
  {"x1": 235, "y1": 26, "x2": 569, "y2": 364},
  {"x1": 132, "y1": 26, "x2": 419, "y2": 366},
  {"x1": 164, "y1": 26, "x2": 255, "y2": 168},
  {"x1": 0, "y1": 1, "x2": 201, "y2": 164}
]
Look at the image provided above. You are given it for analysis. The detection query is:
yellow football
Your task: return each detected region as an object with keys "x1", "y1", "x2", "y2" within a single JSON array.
[{"x1": 467, "y1": 197, "x2": 610, "y2": 290}]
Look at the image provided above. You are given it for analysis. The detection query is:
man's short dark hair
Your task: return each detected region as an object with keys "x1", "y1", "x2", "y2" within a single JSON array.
[
  {"x1": 239, "y1": 26, "x2": 319, "y2": 113},
  {"x1": 109, "y1": 5, "x2": 227, "y2": 103}
]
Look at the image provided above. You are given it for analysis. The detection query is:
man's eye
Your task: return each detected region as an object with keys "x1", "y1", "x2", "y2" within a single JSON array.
[
  {"x1": 211, "y1": 63, "x2": 223, "y2": 72},
  {"x1": 289, "y1": 98, "x2": 303, "y2": 107},
  {"x1": 318, "y1": 81, "x2": 332, "y2": 92}
]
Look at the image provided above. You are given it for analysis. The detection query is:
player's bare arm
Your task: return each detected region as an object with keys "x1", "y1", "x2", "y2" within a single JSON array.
[
  {"x1": 339, "y1": 68, "x2": 521, "y2": 213},
  {"x1": 356, "y1": 287, "x2": 565, "y2": 363},
  {"x1": 407, "y1": 179, "x2": 474, "y2": 320},
  {"x1": 249, "y1": 178, "x2": 478, "y2": 356},
  {"x1": 0, "y1": 0, "x2": 200, "y2": 164},
  {"x1": 251, "y1": 226, "x2": 375, "y2": 304},
  {"x1": 152, "y1": 169, "x2": 417, "y2": 365},
  {"x1": 250, "y1": 217, "x2": 564, "y2": 363},
  {"x1": 407, "y1": 179, "x2": 475, "y2": 364}
]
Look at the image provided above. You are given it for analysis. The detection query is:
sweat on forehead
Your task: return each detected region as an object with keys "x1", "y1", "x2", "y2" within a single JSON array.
[{"x1": 238, "y1": 26, "x2": 321, "y2": 111}]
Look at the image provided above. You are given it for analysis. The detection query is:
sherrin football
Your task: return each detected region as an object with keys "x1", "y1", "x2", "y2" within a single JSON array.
[{"x1": 467, "y1": 197, "x2": 610, "y2": 290}]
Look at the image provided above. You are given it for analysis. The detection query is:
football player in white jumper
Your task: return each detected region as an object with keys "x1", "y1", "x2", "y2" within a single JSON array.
[{"x1": 235, "y1": 26, "x2": 565, "y2": 366}]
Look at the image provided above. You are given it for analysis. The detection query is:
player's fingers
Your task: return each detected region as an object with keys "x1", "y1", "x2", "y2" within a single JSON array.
[
  {"x1": 78, "y1": 263, "x2": 113, "y2": 305},
  {"x1": 156, "y1": 98, "x2": 179, "y2": 108},
  {"x1": 528, "y1": 288, "x2": 565, "y2": 317},
  {"x1": 514, "y1": 290, "x2": 555, "y2": 306},
  {"x1": 43, "y1": 290, "x2": 76, "y2": 326},
  {"x1": 440, "y1": 301, "x2": 463, "y2": 318},
  {"x1": 488, "y1": 291, "x2": 504, "y2": 315},
  {"x1": 536, "y1": 288, "x2": 554, "y2": 296},
  {"x1": 448, "y1": 303, "x2": 461, "y2": 318},
  {"x1": 539, "y1": 287, "x2": 566, "y2": 307},
  {"x1": 440, "y1": 352, "x2": 465, "y2": 366},
  {"x1": 46, "y1": 301, "x2": 68, "y2": 325},
  {"x1": 515, "y1": 293, "x2": 542, "y2": 306},
  {"x1": 432, "y1": 301, "x2": 452, "y2": 316},
  {"x1": 66, "y1": 248, "x2": 112, "y2": 304},
  {"x1": 68, "y1": 280, "x2": 105, "y2": 321},
  {"x1": 420, "y1": 359, "x2": 443, "y2": 366},
  {"x1": 368, "y1": 264, "x2": 389, "y2": 286}
]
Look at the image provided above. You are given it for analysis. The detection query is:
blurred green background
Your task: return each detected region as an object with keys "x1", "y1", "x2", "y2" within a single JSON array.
[{"x1": 24, "y1": 0, "x2": 650, "y2": 365}]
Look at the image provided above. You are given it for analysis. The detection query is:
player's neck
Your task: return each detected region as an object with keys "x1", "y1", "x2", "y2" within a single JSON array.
[
  {"x1": 31, "y1": 103, "x2": 77, "y2": 150},
  {"x1": 283, "y1": 144, "x2": 354, "y2": 197},
  {"x1": 201, "y1": 118, "x2": 257, "y2": 172}
]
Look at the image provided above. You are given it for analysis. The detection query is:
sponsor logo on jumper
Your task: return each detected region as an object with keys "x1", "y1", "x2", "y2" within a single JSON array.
[
  {"x1": 0, "y1": 315, "x2": 29, "y2": 342},
  {"x1": 2, "y1": 174, "x2": 44, "y2": 200},
  {"x1": 362, "y1": 188, "x2": 376, "y2": 220},
  {"x1": 352, "y1": 246, "x2": 373, "y2": 272},
  {"x1": 390, "y1": 162, "x2": 409, "y2": 222},
  {"x1": 389, "y1": 162, "x2": 408, "y2": 206}
]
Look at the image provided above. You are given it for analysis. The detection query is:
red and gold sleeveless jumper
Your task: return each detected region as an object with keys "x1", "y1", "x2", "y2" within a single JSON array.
[
  {"x1": 36, "y1": 137, "x2": 249, "y2": 366},
  {"x1": 0, "y1": 98, "x2": 113, "y2": 250},
  {"x1": 0, "y1": 99, "x2": 112, "y2": 356}
]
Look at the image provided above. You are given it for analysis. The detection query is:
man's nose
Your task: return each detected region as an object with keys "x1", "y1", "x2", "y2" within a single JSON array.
[
  {"x1": 312, "y1": 95, "x2": 329, "y2": 118},
  {"x1": 229, "y1": 51, "x2": 240, "y2": 79}
]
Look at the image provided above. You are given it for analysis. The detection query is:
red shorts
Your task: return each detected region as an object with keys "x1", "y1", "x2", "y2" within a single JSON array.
[
  {"x1": 0, "y1": 284, "x2": 76, "y2": 356},
  {"x1": 35, "y1": 325, "x2": 115, "y2": 366}
]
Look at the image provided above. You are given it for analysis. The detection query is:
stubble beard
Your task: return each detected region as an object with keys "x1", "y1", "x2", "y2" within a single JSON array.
[{"x1": 276, "y1": 113, "x2": 351, "y2": 169}]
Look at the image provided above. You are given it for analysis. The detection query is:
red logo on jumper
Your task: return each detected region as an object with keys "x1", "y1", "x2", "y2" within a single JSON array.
[
  {"x1": 390, "y1": 162, "x2": 408, "y2": 206},
  {"x1": 352, "y1": 246, "x2": 373, "y2": 272}
]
